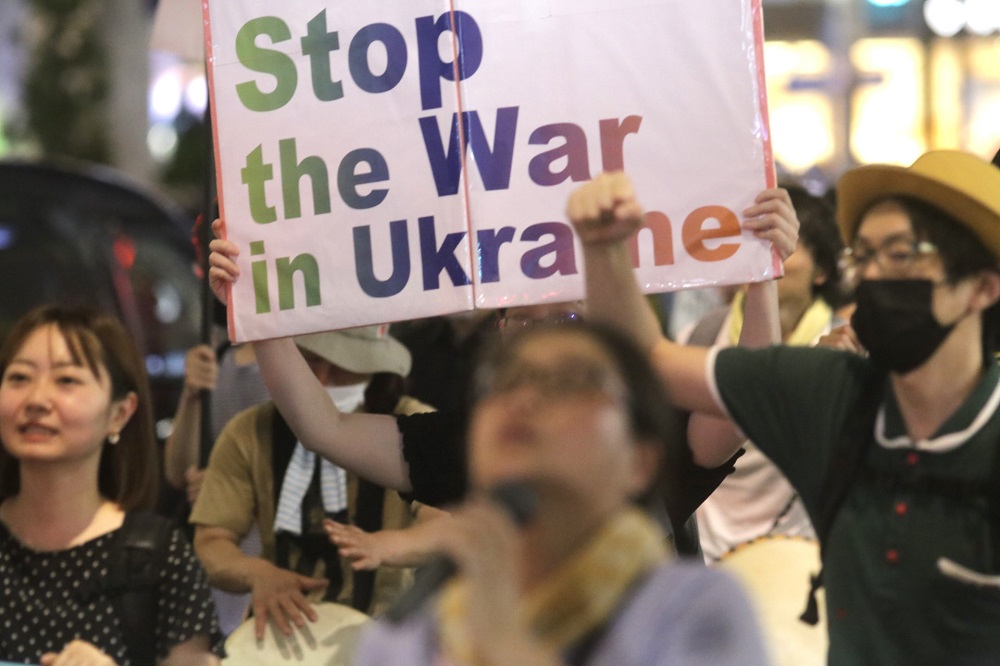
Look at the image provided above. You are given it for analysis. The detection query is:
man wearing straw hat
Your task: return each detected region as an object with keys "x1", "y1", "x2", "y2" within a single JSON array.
[
  {"x1": 568, "y1": 151, "x2": 1000, "y2": 664},
  {"x1": 190, "y1": 326, "x2": 433, "y2": 642}
]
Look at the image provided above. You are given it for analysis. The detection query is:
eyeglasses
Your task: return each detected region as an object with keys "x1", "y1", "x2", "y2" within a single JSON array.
[
  {"x1": 476, "y1": 359, "x2": 627, "y2": 404},
  {"x1": 839, "y1": 236, "x2": 939, "y2": 286},
  {"x1": 496, "y1": 312, "x2": 583, "y2": 331}
]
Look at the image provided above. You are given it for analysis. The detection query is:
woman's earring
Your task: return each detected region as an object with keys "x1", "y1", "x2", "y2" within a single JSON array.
[{"x1": 108, "y1": 433, "x2": 120, "y2": 445}]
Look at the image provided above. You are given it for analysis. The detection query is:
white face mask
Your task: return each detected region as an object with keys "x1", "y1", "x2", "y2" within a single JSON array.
[{"x1": 325, "y1": 382, "x2": 367, "y2": 413}]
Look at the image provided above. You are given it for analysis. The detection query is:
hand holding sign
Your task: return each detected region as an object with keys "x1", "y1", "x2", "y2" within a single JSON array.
[
  {"x1": 208, "y1": 219, "x2": 239, "y2": 306},
  {"x1": 741, "y1": 188, "x2": 801, "y2": 262}
]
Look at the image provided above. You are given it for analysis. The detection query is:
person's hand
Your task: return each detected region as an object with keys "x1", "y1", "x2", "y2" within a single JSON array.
[
  {"x1": 249, "y1": 563, "x2": 328, "y2": 641},
  {"x1": 184, "y1": 345, "x2": 218, "y2": 393},
  {"x1": 324, "y1": 520, "x2": 386, "y2": 570},
  {"x1": 208, "y1": 218, "x2": 240, "y2": 306},
  {"x1": 817, "y1": 323, "x2": 865, "y2": 355},
  {"x1": 325, "y1": 520, "x2": 438, "y2": 570},
  {"x1": 432, "y1": 498, "x2": 551, "y2": 663},
  {"x1": 185, "y1": 466, "x2": 206, "y2": 506},
  {"x1": 566, "y1": 172, "x2": 645, "y2": 246},
  {"x1": 40, "y1": 639, "x2": 117, "y2": 665},
  {"x1": 742, "y1": 187, "x2": 800, "y2": 262}
]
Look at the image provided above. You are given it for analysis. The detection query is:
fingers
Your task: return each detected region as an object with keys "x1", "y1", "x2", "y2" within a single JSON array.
[
  {"x1": 566, "y1": 172, "x2": 644, "y2": 245},
  {"x1": 566, "y1": 172, "x2": 635, "y2": 220},
  {"x1": 742, "y1": 187, "x2": 800, "y2": 262},
  {"x1": 267, "y1": 586, "x2": 321, "y2": 637},
  {"x1": 324, "y1": 520, "x2": 363, "y2": 544},
  {"x1": 255, "y1": 595, "x2": 296, "y2": 638},
  {"x1": 252, "y1": 568, "x2": 327, "y2": 640},
  {"x1": 184, "y1": 345, "x2": 218, "y2": 390},
  {"x1": 253, "y1": 601, "x2": 272, "y2": 641},
  {"x1": 325, "y1": 521, "x2": 396, "y2": 570},
  {"x1": 816, "y1": 324, "x2": 865, "y2": 354},
  {"x1": 208, "y1": 240, "x2": 240, "y2": 278},
  {"x1": 208, "y1": 235, "x2": 241, "y2": 306},
  {"x1": 39, "y1": 640, "x2": 115, "y2": 666}
]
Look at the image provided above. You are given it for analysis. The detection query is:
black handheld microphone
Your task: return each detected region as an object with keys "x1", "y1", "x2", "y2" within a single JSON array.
[{"x1": 382, "y1": 480, "x2": 537, "y2": 623}]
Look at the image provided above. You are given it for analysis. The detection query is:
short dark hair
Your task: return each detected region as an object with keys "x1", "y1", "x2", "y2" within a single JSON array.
[
  {"x1": 0, "y1": 305, "x2": 159, "y2": 510},
  {"x1": 783, "y1": 183, "x2": 849, "y2": 308}
]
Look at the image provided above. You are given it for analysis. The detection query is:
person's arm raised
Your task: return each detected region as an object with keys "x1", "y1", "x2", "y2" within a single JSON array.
[
  {"x1": 207, "y1": 222, "x2": 413, "y2": 492},
  {"x1": 735, "y1": 186, "x2": 797, "y2": 347},
  {"x1": 567, "y1": 172, "x2": 722, "y2": 417},
  {"x1": 162, "y1": 344, "x2": 216, "y2": 489},
  {"x1": 684, "y1": 187, "x2": 798, "y2": 467}
]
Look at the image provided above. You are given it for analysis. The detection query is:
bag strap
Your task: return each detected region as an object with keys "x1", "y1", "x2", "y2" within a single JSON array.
[
  {"x1": 799, "y1": 367, "x2": 885, "y2": 625},
  {"x1": 112, "y1": 511, "x2": 173, "y2": 666}
]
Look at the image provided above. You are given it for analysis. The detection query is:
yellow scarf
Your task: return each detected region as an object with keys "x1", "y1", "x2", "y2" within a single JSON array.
[
  {"x1": 727, "y1": 291, "x2": 833, "y2": 347},
  {"x1": 437, "y1": 508, "x2": 668, "y2": 665}
]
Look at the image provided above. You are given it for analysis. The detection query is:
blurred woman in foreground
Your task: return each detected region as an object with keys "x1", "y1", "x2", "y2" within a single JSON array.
[{"x1": 353, "y1": 321, "x2": 768, "y2": 666}]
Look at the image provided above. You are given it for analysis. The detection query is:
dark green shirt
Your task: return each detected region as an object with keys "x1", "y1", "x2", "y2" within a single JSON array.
[{"x1": 713, "y1": 345, "x2": 1000, "y2": 665}]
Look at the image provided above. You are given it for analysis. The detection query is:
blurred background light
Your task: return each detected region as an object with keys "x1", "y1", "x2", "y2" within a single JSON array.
[
  {"x1": 147, "y1": 122, "x2": 179, "y2": 162},
  {"x1": 183, "y1": 74, "x2": 207, "y2": 116},
  {"x1": 850, "y1": 38, "x2": 925, "y2": 165},
  {"x1": 149, "y1": 67, "x2": 184, "y2": 122},
  {"x1": 924, "y1": 0, "x2": 968, "y2": 37},
  {"x1": 965, "y1": 0, "x2": 1000, "y2": 35}
]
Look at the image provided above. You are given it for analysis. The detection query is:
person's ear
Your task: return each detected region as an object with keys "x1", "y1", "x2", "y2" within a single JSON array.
[
  {"x1": 109, "y1": 391, "x2": 138, "y2": 439},
  {"x1": 970, "y1": 270, "x2": 1000, "y2": 313},
  {"x1": 812, "y1": 266, "x2": 828, "y2": 288}
]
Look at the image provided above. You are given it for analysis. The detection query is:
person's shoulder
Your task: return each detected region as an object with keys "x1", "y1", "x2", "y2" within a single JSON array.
[
  {"x1": 629, "y1": 559, "x2": 756, "y2": 617},
  {"x1": 719, "y1": 342, "x2": 869, "y2": 374},
  {"x1": 645, "y1": 558, "x2": 734, "y2": 589},
  {"x1": 614, "y1": 560, "x2": 768, "y2": 659},
  {"x1": 215, "y1": 401, "x2": 278, "y2": 442},
  {"x1": 226, "y1": 400, "x2": 277, "y2": 426}
]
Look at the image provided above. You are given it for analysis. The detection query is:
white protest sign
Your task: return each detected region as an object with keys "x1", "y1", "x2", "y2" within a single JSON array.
[{"x1": 205, "y1": 0, "x2": 775, "y2": 342}]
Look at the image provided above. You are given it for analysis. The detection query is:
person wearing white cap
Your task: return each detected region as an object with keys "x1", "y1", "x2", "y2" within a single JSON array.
[
  {"x1": 569, "y1": 155, "x2": 1000, "y2": 664},
  {"x1": 189, "y1": 326, "x2": 432, "y2": 643}
]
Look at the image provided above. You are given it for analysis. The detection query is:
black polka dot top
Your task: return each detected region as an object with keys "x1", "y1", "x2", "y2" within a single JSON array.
[{"x1": 0, "y1": 516, "x2": 223, "y2": 664}]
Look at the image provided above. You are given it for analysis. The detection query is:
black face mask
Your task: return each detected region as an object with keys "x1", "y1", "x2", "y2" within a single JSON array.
[{"x1": 851, "y1": 279, "x2": 957, "y2": 374}]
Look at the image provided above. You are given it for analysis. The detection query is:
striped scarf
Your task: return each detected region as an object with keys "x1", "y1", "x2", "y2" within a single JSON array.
[{"x1": 273, "y1": 383, "x2": 366, "y2": 534}]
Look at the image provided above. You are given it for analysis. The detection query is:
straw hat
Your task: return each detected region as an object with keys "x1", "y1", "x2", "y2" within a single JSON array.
[
  {"x1": 294, "y1": 324, "x2": 411, "y2": 376},
  {"x1": 837, "y1": 150, "x2": 1000, "y2": 262}
]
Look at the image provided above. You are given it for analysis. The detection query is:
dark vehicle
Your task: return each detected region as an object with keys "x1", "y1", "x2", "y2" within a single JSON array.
[{"x1": 0, "y1": 160, "x2": 202, "y2": 437}]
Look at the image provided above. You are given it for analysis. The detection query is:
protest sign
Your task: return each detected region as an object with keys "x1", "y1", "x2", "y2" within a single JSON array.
[{"x1": 204, "y1": 0, "x2": 775, "y2": 342}]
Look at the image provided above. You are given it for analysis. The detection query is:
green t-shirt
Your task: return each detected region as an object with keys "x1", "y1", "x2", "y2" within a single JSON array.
[{"x1": 713, "y1": 345, "x2": 1000, "y2": 665}]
